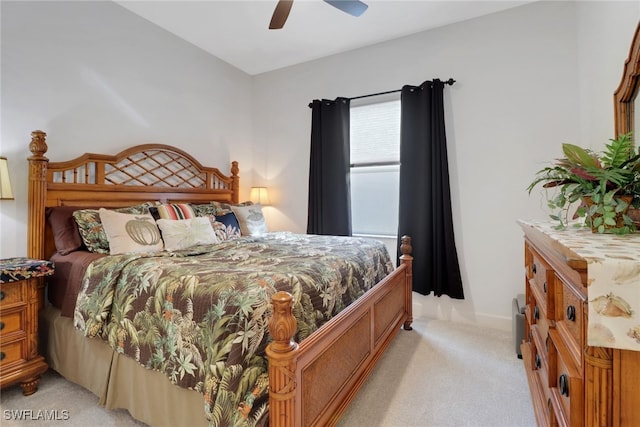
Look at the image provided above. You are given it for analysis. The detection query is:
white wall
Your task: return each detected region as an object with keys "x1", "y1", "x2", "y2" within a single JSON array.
[
  {"x1": 1, "y1": 1, "x2": 637, "y2": 331},
  {"x1": 576, "y1": 2, "x2": 640, "y2": 146},
  {"x1": 0, "y1": 1, "x2": 253, "y2": 258},
  {"x1": 252, "y1": 1, "x2": 639, "y2": 330}
]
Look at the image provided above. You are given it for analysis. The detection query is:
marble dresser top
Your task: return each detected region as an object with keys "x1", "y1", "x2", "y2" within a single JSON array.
[{"x1": 519, "y1": 220, "x2": 640, "y2": 352}]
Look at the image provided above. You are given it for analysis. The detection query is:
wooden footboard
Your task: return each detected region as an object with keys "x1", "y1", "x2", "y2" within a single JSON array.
[{"x1": 267, "y1": 237, "x2": 413, "y2": 427}]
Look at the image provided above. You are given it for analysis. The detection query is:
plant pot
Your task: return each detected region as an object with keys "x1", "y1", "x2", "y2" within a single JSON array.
[
  {"x1": 628, "y1": 206, "x2": 640, "y2": 228},
  {"x1": 582, "y1": 195, "x2": 634, "y2": 233}
]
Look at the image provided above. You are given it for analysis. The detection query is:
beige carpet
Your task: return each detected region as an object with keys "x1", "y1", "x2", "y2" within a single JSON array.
[
  {"x1": 0, "y1": 318, "x2": 535, "y2": 427},
  {"x1": 338, "y1": 318, "x2": 536, "y2": 427}
]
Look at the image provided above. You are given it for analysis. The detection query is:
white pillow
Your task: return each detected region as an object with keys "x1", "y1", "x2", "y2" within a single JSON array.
[
  {"x1": 98, "y1": 208, "x2": 164, "y2": 255},
  {"x1": 156, "y1": 217, "x2": 219, "y2": 251},
  {"x1": 230, "y1": 204, "x2": 268, "y2": 236}
]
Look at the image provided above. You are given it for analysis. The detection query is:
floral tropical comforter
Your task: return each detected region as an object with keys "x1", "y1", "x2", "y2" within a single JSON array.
[{"x1": 73, "y1": 232, "x2": 393, "y2": 426}]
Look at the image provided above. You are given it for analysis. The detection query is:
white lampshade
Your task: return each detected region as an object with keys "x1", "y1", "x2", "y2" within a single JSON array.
[
  {"x1": 0, "y1": 157, "x2": 14, "y2": 200},
  {"x1": 250, "y1": 187, "x2": 270, "y2": 205}
]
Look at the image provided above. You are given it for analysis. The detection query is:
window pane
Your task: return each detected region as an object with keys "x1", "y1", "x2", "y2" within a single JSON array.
[
  {"x1": 350, "y1": 165, "x2": 399, "y2": 236},
  {"x1": 350, "y1": 100, "x2": 400, "y2": 164}
]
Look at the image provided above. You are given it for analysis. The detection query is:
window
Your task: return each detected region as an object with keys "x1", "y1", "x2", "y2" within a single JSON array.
[{"x1": 350, "y1": 98, "x2": 401, "y2": 237}]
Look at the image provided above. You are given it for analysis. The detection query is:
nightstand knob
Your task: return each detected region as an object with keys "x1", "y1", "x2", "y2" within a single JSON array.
[
  {"x1": 559, "y1": 374, "x2": 569, "y2": 397},
  {"x1": 534, "y1": 306, "x2": 540, "y2": 320},
  {"x1": 532, "y1": 263, "x2": 537, "y2": 274},
  {"x1": 0, "y1": 291, "x2": 4, "y2": 301},
  {"x1": 0, "y1": 321, "x2": 4, "y2": 330},
  {"x1": 543, "y1": 282, "x2": 547, "y2": 293},
  {"x1": 566, "y1": 305, "x2": 576, "y2": 322},
  {"x1": 535, "y1": 353, "x2": 541, "y2": 369},
  {"x1": 0, "y1": 352, "x2": 4, "y2": 361}
]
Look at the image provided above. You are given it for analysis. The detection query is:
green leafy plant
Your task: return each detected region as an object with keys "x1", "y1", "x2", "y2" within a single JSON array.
[{"x1": 527, "y1": 132, "x2": 640, "y2": 234}]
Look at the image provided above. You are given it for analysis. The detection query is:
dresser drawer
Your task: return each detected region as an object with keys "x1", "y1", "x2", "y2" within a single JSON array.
[
  {"x1": 548, "y1": 331, "x2": 583, "y2": 427},
  {"x1": 540, "y1": 368, "x2": 561, "y2": 427},
  {"x1": 522, "y1": 340, "x2": 557, "y2": 427},
  {"x1": 531, "y1": 254, "x2": 550, "y2": 293},
  {"x1": 535, "y1": 311, "x2": 550, "y2": 346},
  {"x1": 528, "y1": 289, "x2": 550, "y2": 338},
  {"x1": 528, "y1": 329, "x2": 542, "y2": 372},
  {"x1": 526, "y1": 246, "x2": 555, "y2": 319},
  {"x1": 0, "y1": 282, "x2": 25, "y2": 308},
  {"x1": 559, "y1": 283, "x2": 584, "y2": 342},
  {"x1": 555, "y1": 275, "x2": 585, "y2": 368},
  {"x1": 531, "y1": 321, "x2": 550, "y2": 371},
  {"x1": 547, "y1": 397, "x2": 560, "y2": 427},
  {"x1": 0, "y1": 340, "x2": 25, "y2": 367}
]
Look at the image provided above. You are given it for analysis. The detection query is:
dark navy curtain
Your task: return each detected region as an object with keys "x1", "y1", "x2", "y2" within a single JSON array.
[
  {"x1": 307, "y1": 97, "x2": 352, "y2": 236},
  {"x1": 398, "y1": 80, "x2": 464, "y2": 299}
]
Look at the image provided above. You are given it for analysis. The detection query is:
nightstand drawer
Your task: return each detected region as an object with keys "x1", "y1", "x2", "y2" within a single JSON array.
[
  {"x1": 0, "y1": 310, "x2": 25, "y2": 336},
  {"x1": 0, "y1": 281, "x2": 25, "y2": 307},
  {"x1": 0, "y1": 258, "x2": 51, "y2": 395},
  {"x1": 0, "y1": 341, "x2": 24, "y2": 367}
]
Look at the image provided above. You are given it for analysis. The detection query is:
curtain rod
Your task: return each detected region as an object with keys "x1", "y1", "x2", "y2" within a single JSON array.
[{"x1": 309, "y1": 78, "x2": 455, "y2": 107}]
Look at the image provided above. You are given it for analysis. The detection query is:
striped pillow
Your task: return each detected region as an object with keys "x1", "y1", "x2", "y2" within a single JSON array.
[{"x1": 150, "y1": 203, "x2": 195, "y2": 221}]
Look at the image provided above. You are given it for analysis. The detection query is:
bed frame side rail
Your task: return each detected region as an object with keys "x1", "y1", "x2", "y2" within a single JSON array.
[{"x1": 267, "y1": 237, "x2": 413, "y2": 427}]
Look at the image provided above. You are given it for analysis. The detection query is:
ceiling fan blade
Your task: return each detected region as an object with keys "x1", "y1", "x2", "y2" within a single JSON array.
[
  {"x1": 269, "y1": 0, "x2": 294, "y2": 30},
  {"x1": 323, "y1": 0, "x2": 368, "y2": 17}
]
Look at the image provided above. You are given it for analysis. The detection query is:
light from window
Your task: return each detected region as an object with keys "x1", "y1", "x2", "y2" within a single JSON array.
[{"x1": 350, "y1": 99, "x2": 400, "y2": 237}]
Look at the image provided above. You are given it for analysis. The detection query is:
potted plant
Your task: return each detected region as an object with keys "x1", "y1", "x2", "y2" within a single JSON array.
[{"x1": 527, "y1": 132, "x2": 640, "y2": 234}]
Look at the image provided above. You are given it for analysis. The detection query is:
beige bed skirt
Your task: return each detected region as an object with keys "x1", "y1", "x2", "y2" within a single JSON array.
[{"x1": 39, "y1": 305, "x2": 209, "y2": 426}]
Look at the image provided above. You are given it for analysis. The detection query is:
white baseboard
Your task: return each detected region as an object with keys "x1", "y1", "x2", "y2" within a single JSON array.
[{"x1": 412, "y1": 292, "x2": 512, "y2": 332}]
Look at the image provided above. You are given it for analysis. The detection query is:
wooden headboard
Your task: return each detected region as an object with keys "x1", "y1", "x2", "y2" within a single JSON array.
[{"x1": 27, "y1": 130, "x2": 239, "y2": 260}]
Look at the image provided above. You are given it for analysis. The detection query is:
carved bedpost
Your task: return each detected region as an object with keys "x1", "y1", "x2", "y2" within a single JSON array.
[
  {"x1": 27, "y1": 130, "x2": 49, "y2": 261},
  {"x1": 231, "y1": 161, "x2": 239, "y2": 204},
  {"x1": 400, "y1": 235, "x2": 414, "y2": 331},
  {"x1": 266, "y1": 291, "x2": 299, "y2": 427}
]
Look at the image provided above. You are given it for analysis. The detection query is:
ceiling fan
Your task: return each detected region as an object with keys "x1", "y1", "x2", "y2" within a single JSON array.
[{"x1": 269, "y1": 0, "x2": 368, "y2": 30}]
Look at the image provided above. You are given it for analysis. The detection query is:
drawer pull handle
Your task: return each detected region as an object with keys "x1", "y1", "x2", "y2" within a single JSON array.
[
  {"x1": 566, "y1": 305, "x2": 576, "y2": 322},
  {"x1": 532, "y1": 263, "x2": 537, "y2": 274},
  {"x1": 547, "y1": 398, "x2": 552, "y2": 413},
  {"x1": 0, "y1": 321, "x2": 4, "y2": 330},
  {"x1": 0, "y1": 291, "x2": 4, "y2": 301},
  {"x1": 543, "y1": 282, "x2": 547, "y2": 293},
  {"x1": 535, "y1": 353, "x2": 541, "y2": 369},
  {"x1": 534, "y1": 306, "x2": 540, "y2": 320},
  {"x1": 0, "y1": 352, "x2": 4, "y2": 361},
  {"x1": 559, "y1": 374, "x2": 569, "y2": 397}
]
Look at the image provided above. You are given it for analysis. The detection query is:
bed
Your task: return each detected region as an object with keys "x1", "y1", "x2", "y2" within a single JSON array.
[{"x1": 26, "y1": 130, "x2": 414, "y2": 427}]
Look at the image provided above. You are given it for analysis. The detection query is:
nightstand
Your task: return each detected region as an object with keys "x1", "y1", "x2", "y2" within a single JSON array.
[{"x1": 0, "y1": 257, "x2": 54, "y2": 395}]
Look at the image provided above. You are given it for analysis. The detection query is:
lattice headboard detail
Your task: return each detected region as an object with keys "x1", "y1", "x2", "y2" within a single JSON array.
[
  {"x1": 48, "y1": 143, "x2": 237, "y2": 192},
  {"x1": 27, "y1": 130, "x2": 239, "y2": 259}
]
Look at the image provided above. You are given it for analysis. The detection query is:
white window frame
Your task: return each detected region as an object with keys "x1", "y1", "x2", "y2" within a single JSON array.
[{"x1": 350, "y1": 95, "x2": 401, "y2": 239}]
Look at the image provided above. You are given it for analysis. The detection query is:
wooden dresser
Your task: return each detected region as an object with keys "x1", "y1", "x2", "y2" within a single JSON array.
[
  {"x1": 519, "y1": 221, "x2": 640, "y2": 427},
  {"x1": 0, "y1": 258, "x2": 53, "y2": 395}
]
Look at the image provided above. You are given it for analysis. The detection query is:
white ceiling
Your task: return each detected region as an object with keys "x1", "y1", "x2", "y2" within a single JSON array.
[{"x1": 115, "y1": 0, "x2": 534, "y2": 75}]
